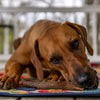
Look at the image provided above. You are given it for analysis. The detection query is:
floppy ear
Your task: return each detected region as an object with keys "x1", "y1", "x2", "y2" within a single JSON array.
[
  {"x1": 14, "y1": 38, "x2": 22, "y2": 50},
  {"x1": 31, "y1": 40, "x2": 44, "y2": 81},
  {"x1": 66, "y1": 21, "x2": 93, "y2": 56}
]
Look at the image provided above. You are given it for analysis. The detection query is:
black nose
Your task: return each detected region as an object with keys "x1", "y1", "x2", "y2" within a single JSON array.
[{"x1": 76, "y1": 73, "x2": 92, "y2": 88}]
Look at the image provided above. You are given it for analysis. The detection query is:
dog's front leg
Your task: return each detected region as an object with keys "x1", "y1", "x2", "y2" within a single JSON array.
[{"x1": 0, "y1": 62, "x2": 25, "y2": 89}]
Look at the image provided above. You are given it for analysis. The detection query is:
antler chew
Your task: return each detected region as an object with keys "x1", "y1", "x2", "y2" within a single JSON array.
[{"x1": 22, "y1": 79, "x2": 83, "y2": 91}]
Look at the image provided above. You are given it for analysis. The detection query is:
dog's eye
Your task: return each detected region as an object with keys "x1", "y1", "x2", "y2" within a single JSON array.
[
  {"x1": 72, "y1": 39, "x2": 79, "y2": 50},
  {"x1": 50, "y1": 56, "x2": 62, "y2": 64}
]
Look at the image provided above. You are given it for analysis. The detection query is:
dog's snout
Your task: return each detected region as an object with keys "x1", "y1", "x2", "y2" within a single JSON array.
[
  {"x1": 77, "y1": 75, "x2": 88, "y2": 84},
  {"x1": 75, "y1": 69, "x2": 99, "y2": 89},
  {"x1": 76, "y1": 72, "x2": 92, "y2": 88},
  {"x1": 77, "y1": 74, "x2": 89, "y2": 85}
]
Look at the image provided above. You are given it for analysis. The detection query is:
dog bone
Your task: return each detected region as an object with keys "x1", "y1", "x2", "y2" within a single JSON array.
[{"x1": 22, "y1": 79, "x2": 83, "y2": 91}]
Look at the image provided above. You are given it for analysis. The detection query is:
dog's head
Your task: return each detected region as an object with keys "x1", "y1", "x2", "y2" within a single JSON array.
[{"x1": 32, "y1": 20, "x2": 98, "y2": 90}]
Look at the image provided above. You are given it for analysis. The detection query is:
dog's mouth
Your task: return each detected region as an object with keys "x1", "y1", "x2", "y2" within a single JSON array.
[{"x1": 83, "y1": 76, "x2": 99, "y2": 90}]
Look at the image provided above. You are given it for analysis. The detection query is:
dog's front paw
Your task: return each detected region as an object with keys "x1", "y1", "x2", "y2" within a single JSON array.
[{"x1": 0, "y1": 74, "x2": 19, "y2": 89}]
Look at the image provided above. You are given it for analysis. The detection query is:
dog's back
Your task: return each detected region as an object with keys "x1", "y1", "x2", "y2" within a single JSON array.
[{"x1": 14, "y1": 20, "x2": 60, "y2": 50}]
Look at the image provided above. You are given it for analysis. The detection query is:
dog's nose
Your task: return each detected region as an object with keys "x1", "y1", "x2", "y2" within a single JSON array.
[
  {"x1": 77, "y1": 75, "x2": 88, "y2": 84},
  {"x1": 76, "y1": 73, "x2": 92, "y2": 88}
]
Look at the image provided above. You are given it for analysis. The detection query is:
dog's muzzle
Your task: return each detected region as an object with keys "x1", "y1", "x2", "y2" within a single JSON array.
[{"x1": 75, "y1": 71, "x2": 99, "y2": 90}]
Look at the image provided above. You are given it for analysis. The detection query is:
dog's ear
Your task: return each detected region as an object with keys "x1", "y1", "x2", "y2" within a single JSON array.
[
  {"x1": 31, "y1": 40, "x2": 44, "y2": 81},
  {"x1": 14, "y1": 38, "x2": 22, "y2": 50},
  {"x1": 66, "y1": 21, "x2": 93, "y2": 56},
  {"x1": 76, "y1": 24, "x2": 93, "y2": 56}
]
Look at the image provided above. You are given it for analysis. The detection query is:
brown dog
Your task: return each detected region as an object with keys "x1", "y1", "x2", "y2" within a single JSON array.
[{"x1": 0, "y1": 20, "x2": 98, "y2": 89}]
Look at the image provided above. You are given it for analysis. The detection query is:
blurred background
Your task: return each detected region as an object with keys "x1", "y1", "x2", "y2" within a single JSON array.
[{"x1": 0, "y1": 0, "x2": 100, "y2": 70}]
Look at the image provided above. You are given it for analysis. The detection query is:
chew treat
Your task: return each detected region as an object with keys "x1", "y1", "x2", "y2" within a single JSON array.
[{"x1": 22, "y1": 79, "x2": 83, "y2": 91}]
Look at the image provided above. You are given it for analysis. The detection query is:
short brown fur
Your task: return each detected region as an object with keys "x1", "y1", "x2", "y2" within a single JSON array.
[{"x1": 0, "y1": 20, "x2": 98, "y2": 89}]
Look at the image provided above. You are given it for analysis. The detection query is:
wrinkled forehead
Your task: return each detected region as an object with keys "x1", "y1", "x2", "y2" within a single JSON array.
[
  {"x1": 62, "y1": 24, "x2": 81, "y2": 40},
  {"x1": 41, "y1": 24, "x2": 80, "y2": 46},
  {"x1": 39, "y1": 24, "x2": 81, "y2": 58}
]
